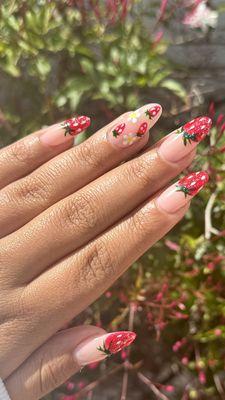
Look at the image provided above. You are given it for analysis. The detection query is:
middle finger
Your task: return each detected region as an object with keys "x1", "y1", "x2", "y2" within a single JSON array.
[{"x1": 0, "y1": 116, "x2": 211, "y2": 286}]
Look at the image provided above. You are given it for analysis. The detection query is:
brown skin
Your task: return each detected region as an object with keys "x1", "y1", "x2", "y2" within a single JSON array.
[{"x1": 0, "y1": 113, "x2": 194, "y2": 399}]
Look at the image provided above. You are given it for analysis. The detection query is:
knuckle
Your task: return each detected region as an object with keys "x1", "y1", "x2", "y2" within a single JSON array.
[
  {"x1": 13, "y1": 174, "x2": 49, "y2": 203},
  {"x1": 60, "y1": 191, "x2": 98, "y2": 231},
  {"x1": 82, "y1": 240, "x2": 115, "y2": 287},
  {"x1": 130, "y1": 208, "x2": 151, "y2": 236},
  {"x1": 127, "y1": 156, "x2": 154, "y2": 190},
  {"x1": 76, "y1": 141, "x2": 105, "y2": 170},
  {"x1": 9, "y1": 139, "x2": 34, "y2": 167}
]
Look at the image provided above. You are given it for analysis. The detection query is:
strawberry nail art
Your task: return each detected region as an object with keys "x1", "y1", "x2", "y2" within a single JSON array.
[
  {"x1": 112, "y1": 123, "x2": 126, "y2": 138},
  {"x1": 145, "y1": 105, "x2": 161, "y2": 119},
  {"x1": 40, "y1": 115, "x2": 91, "y2": 146},
  {"x1": 159, "y1": 116, "x2": 212, "y2": 164},
  {"x1": 176, "y1": 171, "x2": 209, "y2": 197},
  {"x1": 157, "y1": 171, "x2": 209, "y2": 214},
  {"x1": 97, "y1": 331, "x2": 136, "y2": 356},
  {"x1": 74, "y1": 331, "x2": 136, "y2": 366},
  {"x1": 61, "y1": 116, "x2": 91, "y2": 137},
  {"x1": 137, "y1": 122, "x2": 148, "y2": 137},
  {"x1": 176, "y1": 116, "x2": 212, "y2": 146},
  {"x1": 107, "y1": 103, "x2": 162, "y2": 148}
]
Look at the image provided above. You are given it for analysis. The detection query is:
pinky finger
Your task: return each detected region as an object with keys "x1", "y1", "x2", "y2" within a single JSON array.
[{"x1": 5, "y1": 326, "x2": 136, "y2": 400}]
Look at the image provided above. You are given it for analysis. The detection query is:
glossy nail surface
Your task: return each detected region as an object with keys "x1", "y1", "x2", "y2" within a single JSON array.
[
  {"x1": 107, "y1": 104, "x2": 162, "y2": 148},
  {"x1": 159, "y1": 116, "x2": 212, "y2": 163},
  {"x1": 74, "y1": 331, "x2": 136, "y2": 366},
  {"x1": 40, "y1": 116, "x2": 91, "y2": 146},
  {"x1": 157, "y1": 171, "x2": 209, "y2": 214}
]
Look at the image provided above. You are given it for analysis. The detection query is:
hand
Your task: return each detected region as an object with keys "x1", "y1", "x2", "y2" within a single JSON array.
[{"x1": 0, "y1": 104, "x2": 211, "y2": 399}]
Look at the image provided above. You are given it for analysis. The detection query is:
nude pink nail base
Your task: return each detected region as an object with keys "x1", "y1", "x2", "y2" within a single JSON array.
[
  {"x1": 159, "y1": 116, "x2": 212, "y2": 163},
  {"x1": 40, "y1": 116, "x2": 91, "y2": 147},
  {"x1": 74, "y1": 331, "x2": 136, "y2": 366},
  {"x1": 157, "y1": 171, "x2": 209, "y2": 214},
  {"x1": 107, "y1": 104, "x2": 162, "y2": 148}
]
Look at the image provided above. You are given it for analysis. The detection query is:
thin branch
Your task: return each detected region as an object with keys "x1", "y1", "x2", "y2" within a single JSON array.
[
  {"x1": 205, "y1": 191, "x2": 219, "y2": 239},
  {"x1": 137, "y1": 372, "x2": 170, "y2": 400},
  {"x1": 120, "y1": 303, "x2": 136, "y2": 400},
  {"x1": 120, "y1": 363, "x2": 129, "y2": 400},
  {"x1": 214, "y1": 374, "x2": 225, "y2": 400},
  {"x1": 76, "y1": 361, "x2": 142, "y2": 399}
]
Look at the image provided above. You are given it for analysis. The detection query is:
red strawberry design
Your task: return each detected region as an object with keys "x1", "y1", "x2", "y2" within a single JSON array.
[
  {"x1": 176, "y1": 171, "x2": 209, "y2": 197},
  {"x1": 137, "y1": 122, "x2": 148, "y2": 137},
  {"x1": 62, "y1": 116, "x2": 90, "y2": 136},
  {"x1": 145, "y1": 105, "x2": 161, "y2": 119},
  {"x1": 178, "y1": 116, "x2": 212, "y2": 146},
  {"x1": 112, "y1": 123, "x2": 126, "y2": 138},
  {"x1": 97, "y1": 331, "x2": 136, "y2": 356}
]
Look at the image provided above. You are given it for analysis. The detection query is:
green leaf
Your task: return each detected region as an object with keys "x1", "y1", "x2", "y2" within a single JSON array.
[{"x1": 161, "y1": 79, "x2": 187, "y2": 99}]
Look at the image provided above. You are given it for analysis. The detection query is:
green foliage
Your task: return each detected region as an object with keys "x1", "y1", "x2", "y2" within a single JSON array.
[{"x1": 0, "y1": 0, "x2": 179, "y2": 145}]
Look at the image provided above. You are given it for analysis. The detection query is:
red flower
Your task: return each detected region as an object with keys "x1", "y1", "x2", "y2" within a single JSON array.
[{"x1": 176, "y1": 171, "x2": 209, "y2": 197}]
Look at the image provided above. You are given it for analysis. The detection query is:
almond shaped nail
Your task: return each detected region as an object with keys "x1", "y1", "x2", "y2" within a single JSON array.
[
  {"x1": 74, "y1": 331, "x2": 136, "y2": 366},
  {"x1": 40, "y1": 116, "x2": 91, "y2": 146},
  {"x1": 159, "y1": 116, "x2": 212, "y2": 163},
  {"x1": 107, "y1": 103, "x2": 162, "y2": 148},
  {"x1": 157, "y1": 171, "x2": 209, "y2": 214}
]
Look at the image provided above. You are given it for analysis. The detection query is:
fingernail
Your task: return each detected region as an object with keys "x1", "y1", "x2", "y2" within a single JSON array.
[
  {"x1": 159, "y1": 116, "x2": 212, "y2": 163},
  {"x1": 157, "y1": 171, "x2": 209, "y2": 214},
  {"x1": 107, "y1": 104, "x2": 162, "y2": 148},
  {"x1": 40, "y1": 116, "x2": 91, "y2": 146},
  {"x1": 74, "y1": 331, "x2": 136, "y2": 366}
]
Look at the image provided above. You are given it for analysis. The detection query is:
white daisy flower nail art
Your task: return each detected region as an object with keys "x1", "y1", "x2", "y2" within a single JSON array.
[
  {"x1": 128, "y1": 110, "x2": 141, "y2": 123},
  {"x1": 123, "y1": 133, "x2": 138, "y2": 146}
]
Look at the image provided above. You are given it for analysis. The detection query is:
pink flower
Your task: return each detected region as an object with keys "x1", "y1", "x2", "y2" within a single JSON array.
[
  {"x1": 66, "y1": 381, "x2": 75, "y2": 391},
  {"x1": 165, "y1": 385, "x2": 175, "y2": 392},
  {"x1": 165, "y1": 240, "x2": 180, "y2": 252},
  {"x1": 182, "y1": 356, "x2": 189, "y2": 365},
  {"x1": 77, "y1": 381, "x2": 86, "y2": 389},
  {"x1": 214, "y1": 328, "x2": 222, "y2": 336},
  {"x1": 152, "y1": 30, "x2": 164, "y2": 47},
  {"x1": 183, "y1": 1, "x2": 218, "y2": 32},
  {"x1": 198, "y1": 371, "x2": 206, "y2": 384},
  {"x1": 158, "y1": 0, "x2": 168, "y2": 20},
  {"x1": 87, "y1": 361, "x2": 100, "y2": 370},
  {"x1": 121, "y1": 349, "x2": 127, "y2": 360}
]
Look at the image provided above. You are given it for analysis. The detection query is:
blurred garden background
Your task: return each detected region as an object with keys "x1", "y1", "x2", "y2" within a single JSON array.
[{"x1": 1, "y1": 0, "x2": 225, "y2": 399}]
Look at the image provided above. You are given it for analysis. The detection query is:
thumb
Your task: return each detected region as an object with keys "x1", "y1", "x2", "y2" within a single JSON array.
[{"x1": 5, "y1": 326, "x2": 136, "y2": 400}]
